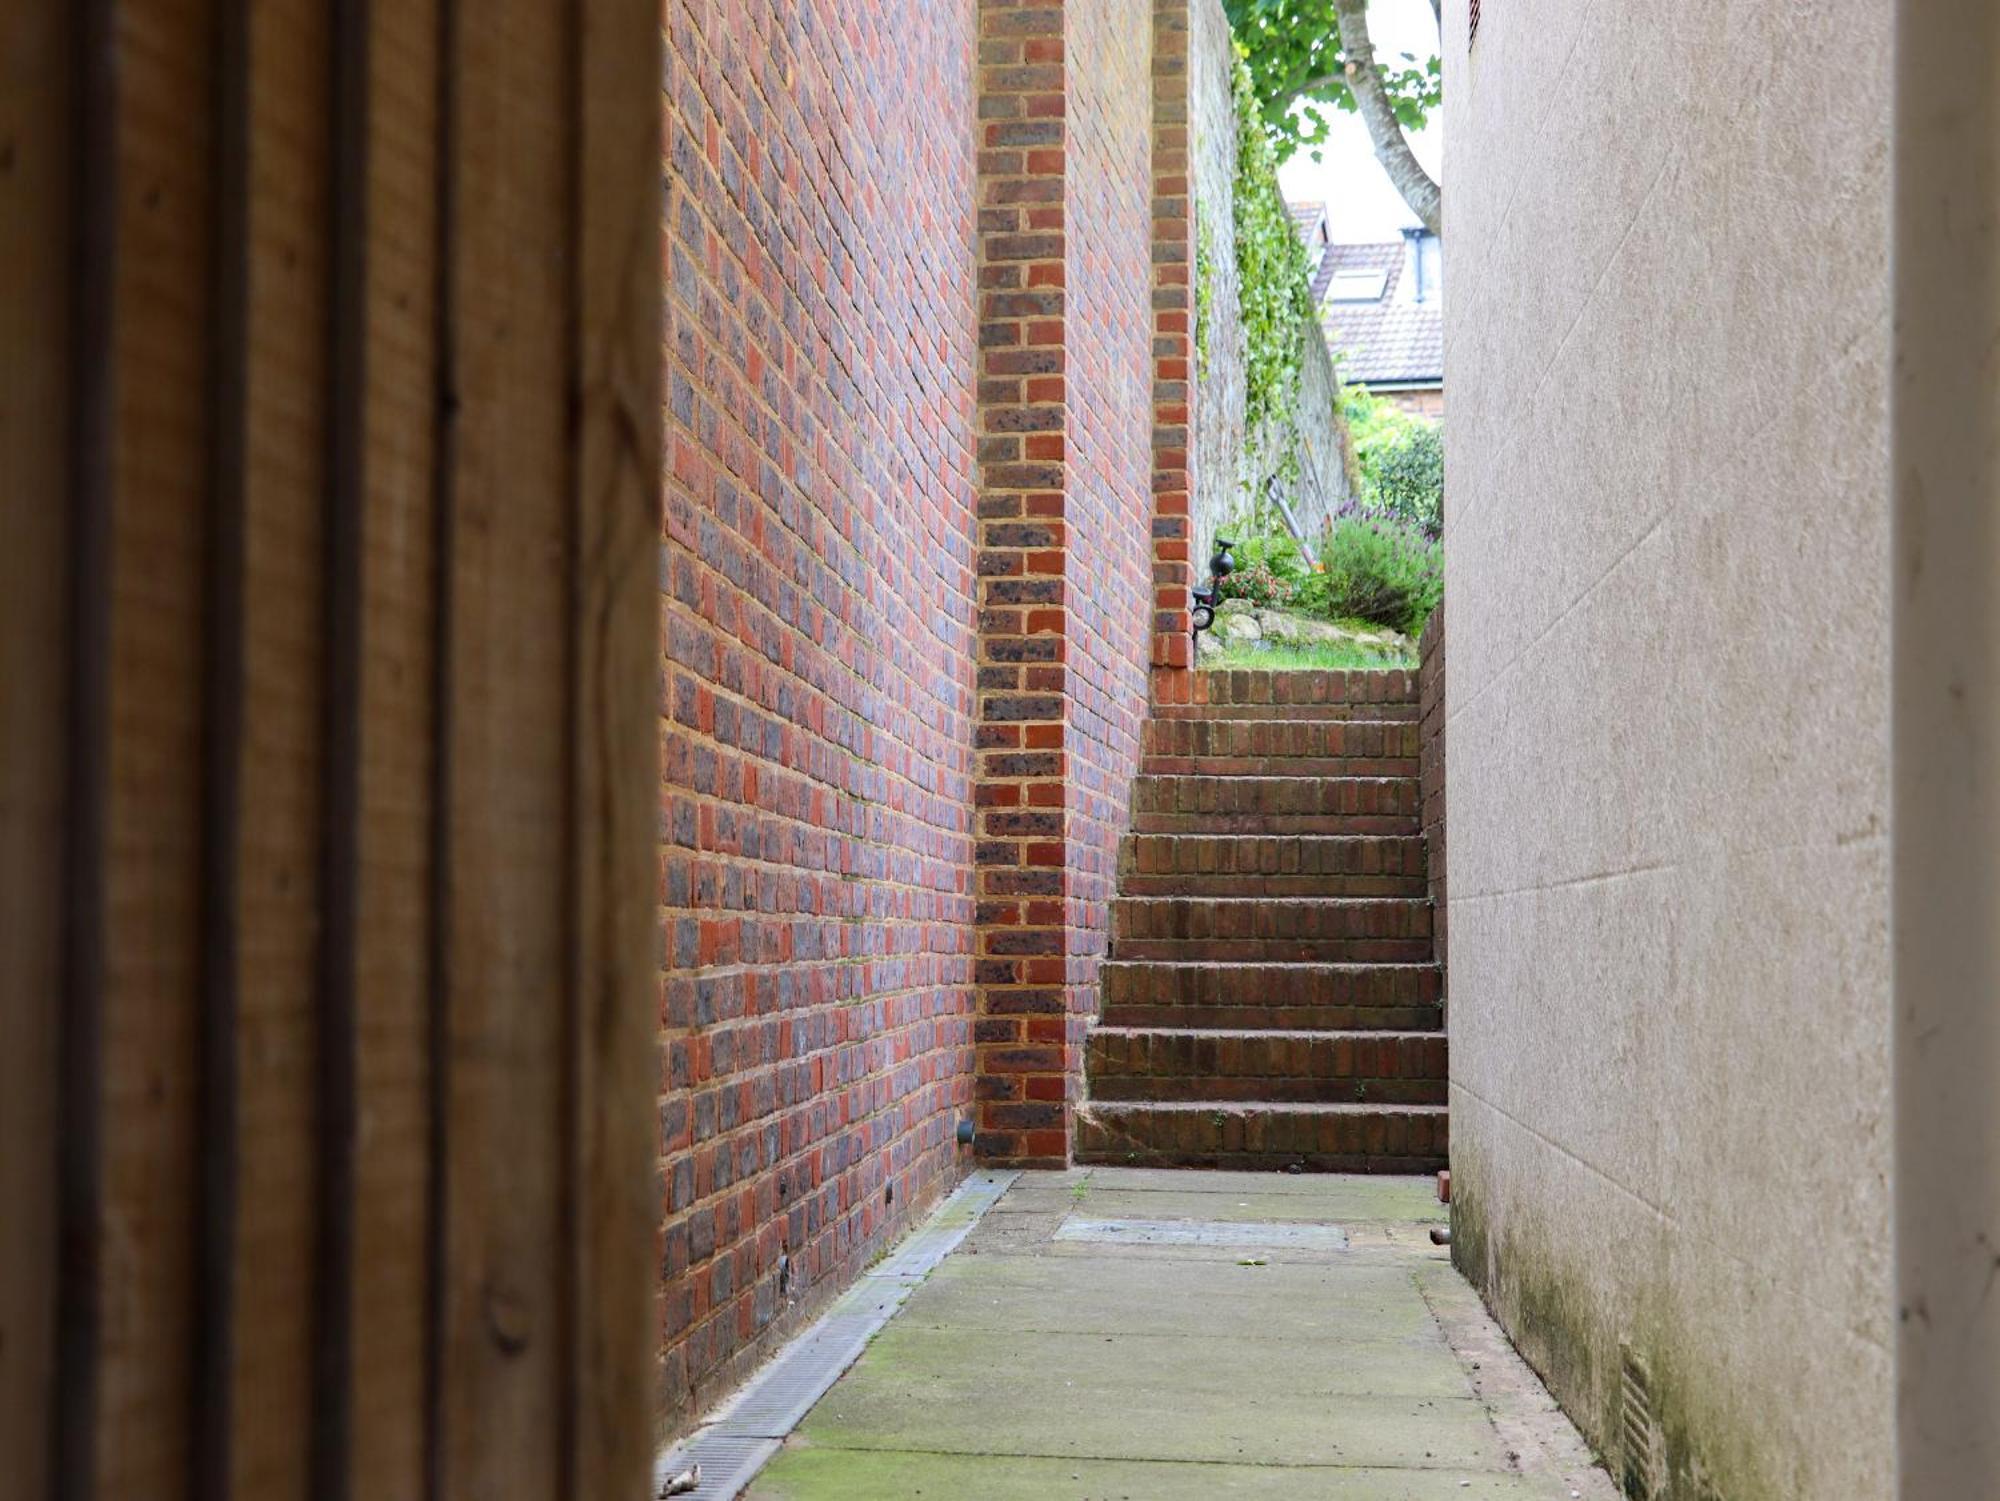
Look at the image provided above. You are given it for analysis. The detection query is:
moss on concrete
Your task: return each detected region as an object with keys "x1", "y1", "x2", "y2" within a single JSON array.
[{"x1": 1449, "y1": 1149, "x2": 1788, "y2": 1501}]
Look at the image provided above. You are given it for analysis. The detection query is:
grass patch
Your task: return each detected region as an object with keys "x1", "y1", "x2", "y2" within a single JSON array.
[{"x1": 1203, "y1": 638, "x2": 1415, "y2": 672}]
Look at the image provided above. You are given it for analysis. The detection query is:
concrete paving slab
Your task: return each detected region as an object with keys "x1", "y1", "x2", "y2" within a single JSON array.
[
  {"x1": 796, "y1": 1325, "x2": 1498, "y2": 1464},
  {"x1": 835, "y1": 1314, "x2": 1462, "y2": 1399},
  {"x1": 1073, "y1": 1185, "x2": 1444, "y2": 1225},
  {"x1": 896, "y1": 1252, "x2": 1432, "y2": 1339},
  {"x1": 704, "y1": 1168, "x2": 1618, "y2": 1501},
  {"x1": 1053, "y1": 1214, "x2": 1353, "y2": 1249},
  {"x1": 1065, "y1": 1167, "x2": 1446, "y2": 1213},
  {"x1": 748, "y1": 1446, "x2": 1574, "y2": 1500}
]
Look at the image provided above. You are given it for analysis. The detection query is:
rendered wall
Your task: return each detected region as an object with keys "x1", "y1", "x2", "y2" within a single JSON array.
[
  {"x1": 658, "y1": 0, "x2": 982, "y2": 1431},
  {"x1": 1441, "y1": 2, "x2": 1893, "y2": 1497}
]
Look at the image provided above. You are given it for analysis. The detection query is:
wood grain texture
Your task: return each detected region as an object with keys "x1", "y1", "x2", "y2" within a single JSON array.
[
  {"x1": 435, "y1": 1, "x2": 572, "y2": 1495},
  {"x1": 94, "y1": 1, "x2": 214, "y2": 1490},
  {"x1": 347, "y1": 1, "x2": 442, "y2": 1495},
  {"x1": 567, "y1": 0, "x2": 664, "y2": 1488},
  {"x1": 220, "y1": 0, "x2": 330, "y2": 1495},
  {"x1": 0, "y1": 3, "x2": 71, "y2": 1494},
  {"x1": 1, "y1": 2, "x2": 662, "y2": 1496}
]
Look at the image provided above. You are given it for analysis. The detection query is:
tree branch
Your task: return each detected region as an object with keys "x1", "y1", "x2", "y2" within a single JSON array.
[
  {"x1": 1428, "y1": 0, "x2": 1441, "y2": 27},
  {"x1": 1333, "y1": 0, "x2": 1442, "y2": 237}
]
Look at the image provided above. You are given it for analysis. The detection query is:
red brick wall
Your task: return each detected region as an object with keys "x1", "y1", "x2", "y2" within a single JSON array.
[
  {"x1": 658, "y1": 0, "x2": 982, "y2": 1434},
  {"x1": 971, "y1": 0, "x2": 1154, "y2": 1167},
  {"x1": 660, "y1": 0, "x2": 1168, "y2": 1434},
  {"x1": 1418, "y1": 599, "x2": 1447, "y2": 991},
  {"x1": 1149, "y1": 0, "x2": 1198, "y2": 664},
  {"x1": 1062, "y1": 0, "x2": 1156, "y2": 1124},
  {"x1": 971, "y1": 0, "x2": 1075, "y2": 1168}
]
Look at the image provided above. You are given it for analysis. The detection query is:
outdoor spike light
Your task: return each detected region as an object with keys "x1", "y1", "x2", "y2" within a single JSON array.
[{"x1": 1190, "y1": 536, "x2": 1236, "y2": 638}]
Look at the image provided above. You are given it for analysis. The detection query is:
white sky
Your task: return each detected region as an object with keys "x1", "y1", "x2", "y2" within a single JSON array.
[{"x1": 1274, "y1": 0, "x2": 1443, "y2": 245}]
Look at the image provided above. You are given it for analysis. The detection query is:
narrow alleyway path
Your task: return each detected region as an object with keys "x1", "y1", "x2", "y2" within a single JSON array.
[{"x1": 746, "y1": 1169, "x2": 1616, "y2": 1500}]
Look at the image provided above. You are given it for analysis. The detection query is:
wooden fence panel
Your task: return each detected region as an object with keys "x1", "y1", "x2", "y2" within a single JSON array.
[{"x1": 0, "y1": 3, "x2": 661, "y2": 1497}]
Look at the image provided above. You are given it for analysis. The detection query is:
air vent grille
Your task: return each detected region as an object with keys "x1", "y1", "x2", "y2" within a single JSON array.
[{"x1": 1619, "y1": 1344, "x2": 1663, "y2": 1499}]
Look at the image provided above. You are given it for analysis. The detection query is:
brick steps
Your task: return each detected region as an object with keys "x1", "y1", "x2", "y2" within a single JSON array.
[
  {"x1": 1150, "y1": 701, "x2": 1418, "y2": 722},
  {"x1": 1074, "y1": 1100, "x2": 1448, "y2": 1173},
  {"x1": 1141, "y1": 717, "x2": 1418, "y2": 779},
  {"x1": 1130, "y1": 775, "x2": 1419, "y2": 835},
  {"x1": 1118, "y1": 833, "x2": 1425, "y2": 897},
  {"x1": 1111, "y1": 895, "x2": 1432, "y2": 963},
  {"x1": 1099, "y1": 960, "x2": 1440, "y2": 1030},
  {"x1": 1154, "y1": 667, "x2": 1418, "y2": 711},
  {"x1": 1082, "y1": 670, "x2": 1442, "y2": 1173},
  {"x1": 1086, "y1": 1027, "x2": 1447, "y2": 1104}
]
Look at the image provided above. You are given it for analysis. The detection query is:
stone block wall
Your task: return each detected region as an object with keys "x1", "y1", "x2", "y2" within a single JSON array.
[
  {"x1": 1188, "y1": 0, "x2": 1242, "y2": 576},
  {"x1": 1185, "y1": 0, "x2": 1355, "y2": 575},
  {"x1": 1289, "y1": 324, "x2": 1356, "y2": 541}
]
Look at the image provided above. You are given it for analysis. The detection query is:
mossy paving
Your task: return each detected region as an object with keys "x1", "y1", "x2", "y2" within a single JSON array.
[{"x1": 742, "y1": 1167, "x2": 1618, "y2": 1501}]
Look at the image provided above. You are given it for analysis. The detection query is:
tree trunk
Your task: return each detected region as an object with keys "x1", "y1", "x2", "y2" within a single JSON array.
[{"x1": 1334, "y1": 0, "x2": 1443, "y2": 237}]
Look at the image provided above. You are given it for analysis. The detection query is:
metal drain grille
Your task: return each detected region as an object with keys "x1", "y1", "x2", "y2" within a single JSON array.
[
  {"x1": 655, "y1": 1170, "x2": 1017, "y2": 1498},
  {"x1": 1054, "y1": 1215, "x2": 1350, "y2": 1250},
  {"x1": 652, "y1": 1434, "x2": 778, "y2": 1501}
]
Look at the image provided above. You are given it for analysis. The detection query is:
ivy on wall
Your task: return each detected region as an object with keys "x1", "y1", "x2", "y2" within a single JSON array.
[
  {"x1": 1231, "y1": 54, "x2": 1314, "y2": 495},
  {"x1": 1194, "y1": 214, "x2": 1216, "y2": 379}
]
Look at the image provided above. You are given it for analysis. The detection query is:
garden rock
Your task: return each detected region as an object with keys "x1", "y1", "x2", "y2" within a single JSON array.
[{"x1": 1237, "y1": 606, "x2": 1412, "y2": 657}]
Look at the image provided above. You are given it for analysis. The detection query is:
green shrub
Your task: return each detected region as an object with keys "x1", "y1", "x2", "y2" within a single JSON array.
[
  {"x1": 1365, "y1": 422, "x2": 1443, "y2": 538},
  {"x1": 1342, "y1": 385, "x2": 1443, "y2": 539},
  {"x1": 1317, "y1": 514, "x2": 1443, "y2": 638}
]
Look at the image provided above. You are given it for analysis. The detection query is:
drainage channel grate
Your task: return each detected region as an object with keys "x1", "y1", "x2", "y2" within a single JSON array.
[
  {"x1": 654, "y1": 1169, "x2": 1018, "y2": 1499},
  {"x1": 1054, "y1": 1216, "x2": 1350, "y2": 1250}
]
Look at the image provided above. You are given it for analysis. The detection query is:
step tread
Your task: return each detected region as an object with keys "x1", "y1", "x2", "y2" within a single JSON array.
[
  {"x1": 1120, "y1": 900, "x2": 1432, "y2": 912},
  {"x1": 1091, "y1": 1025, "x2": 1443, "y2": 1041},
  {"x1": 1099, "y1": 958, "x2": 1439, "y2": 970},
  {"x1": 1080, "y1": 1099, "x2": 1447, "y2": 1115},
  {"x1": 1074, "y1": 1098, "x2": 1449, "y2": 1171}
]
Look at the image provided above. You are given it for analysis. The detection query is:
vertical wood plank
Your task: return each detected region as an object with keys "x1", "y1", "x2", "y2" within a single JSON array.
[
  {"x1": 94, "y1": 2, "x2": 215, "y2": 1492},
  {"x1": 567, "y1": 0, "x2": 663, "y2": 1488},
  {"x1": 222, "y1": 0, "x2": 332, "y2": 1494},
  {"x1": 0, "y1": 2, "x2": 72, "y2": 1492},
  {"x1": 436, "y1": 1, "x2": 572, "y2": 1495},
  {"x1": 347, "y1": 0, "x2": 442, "y2": 1494}
]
